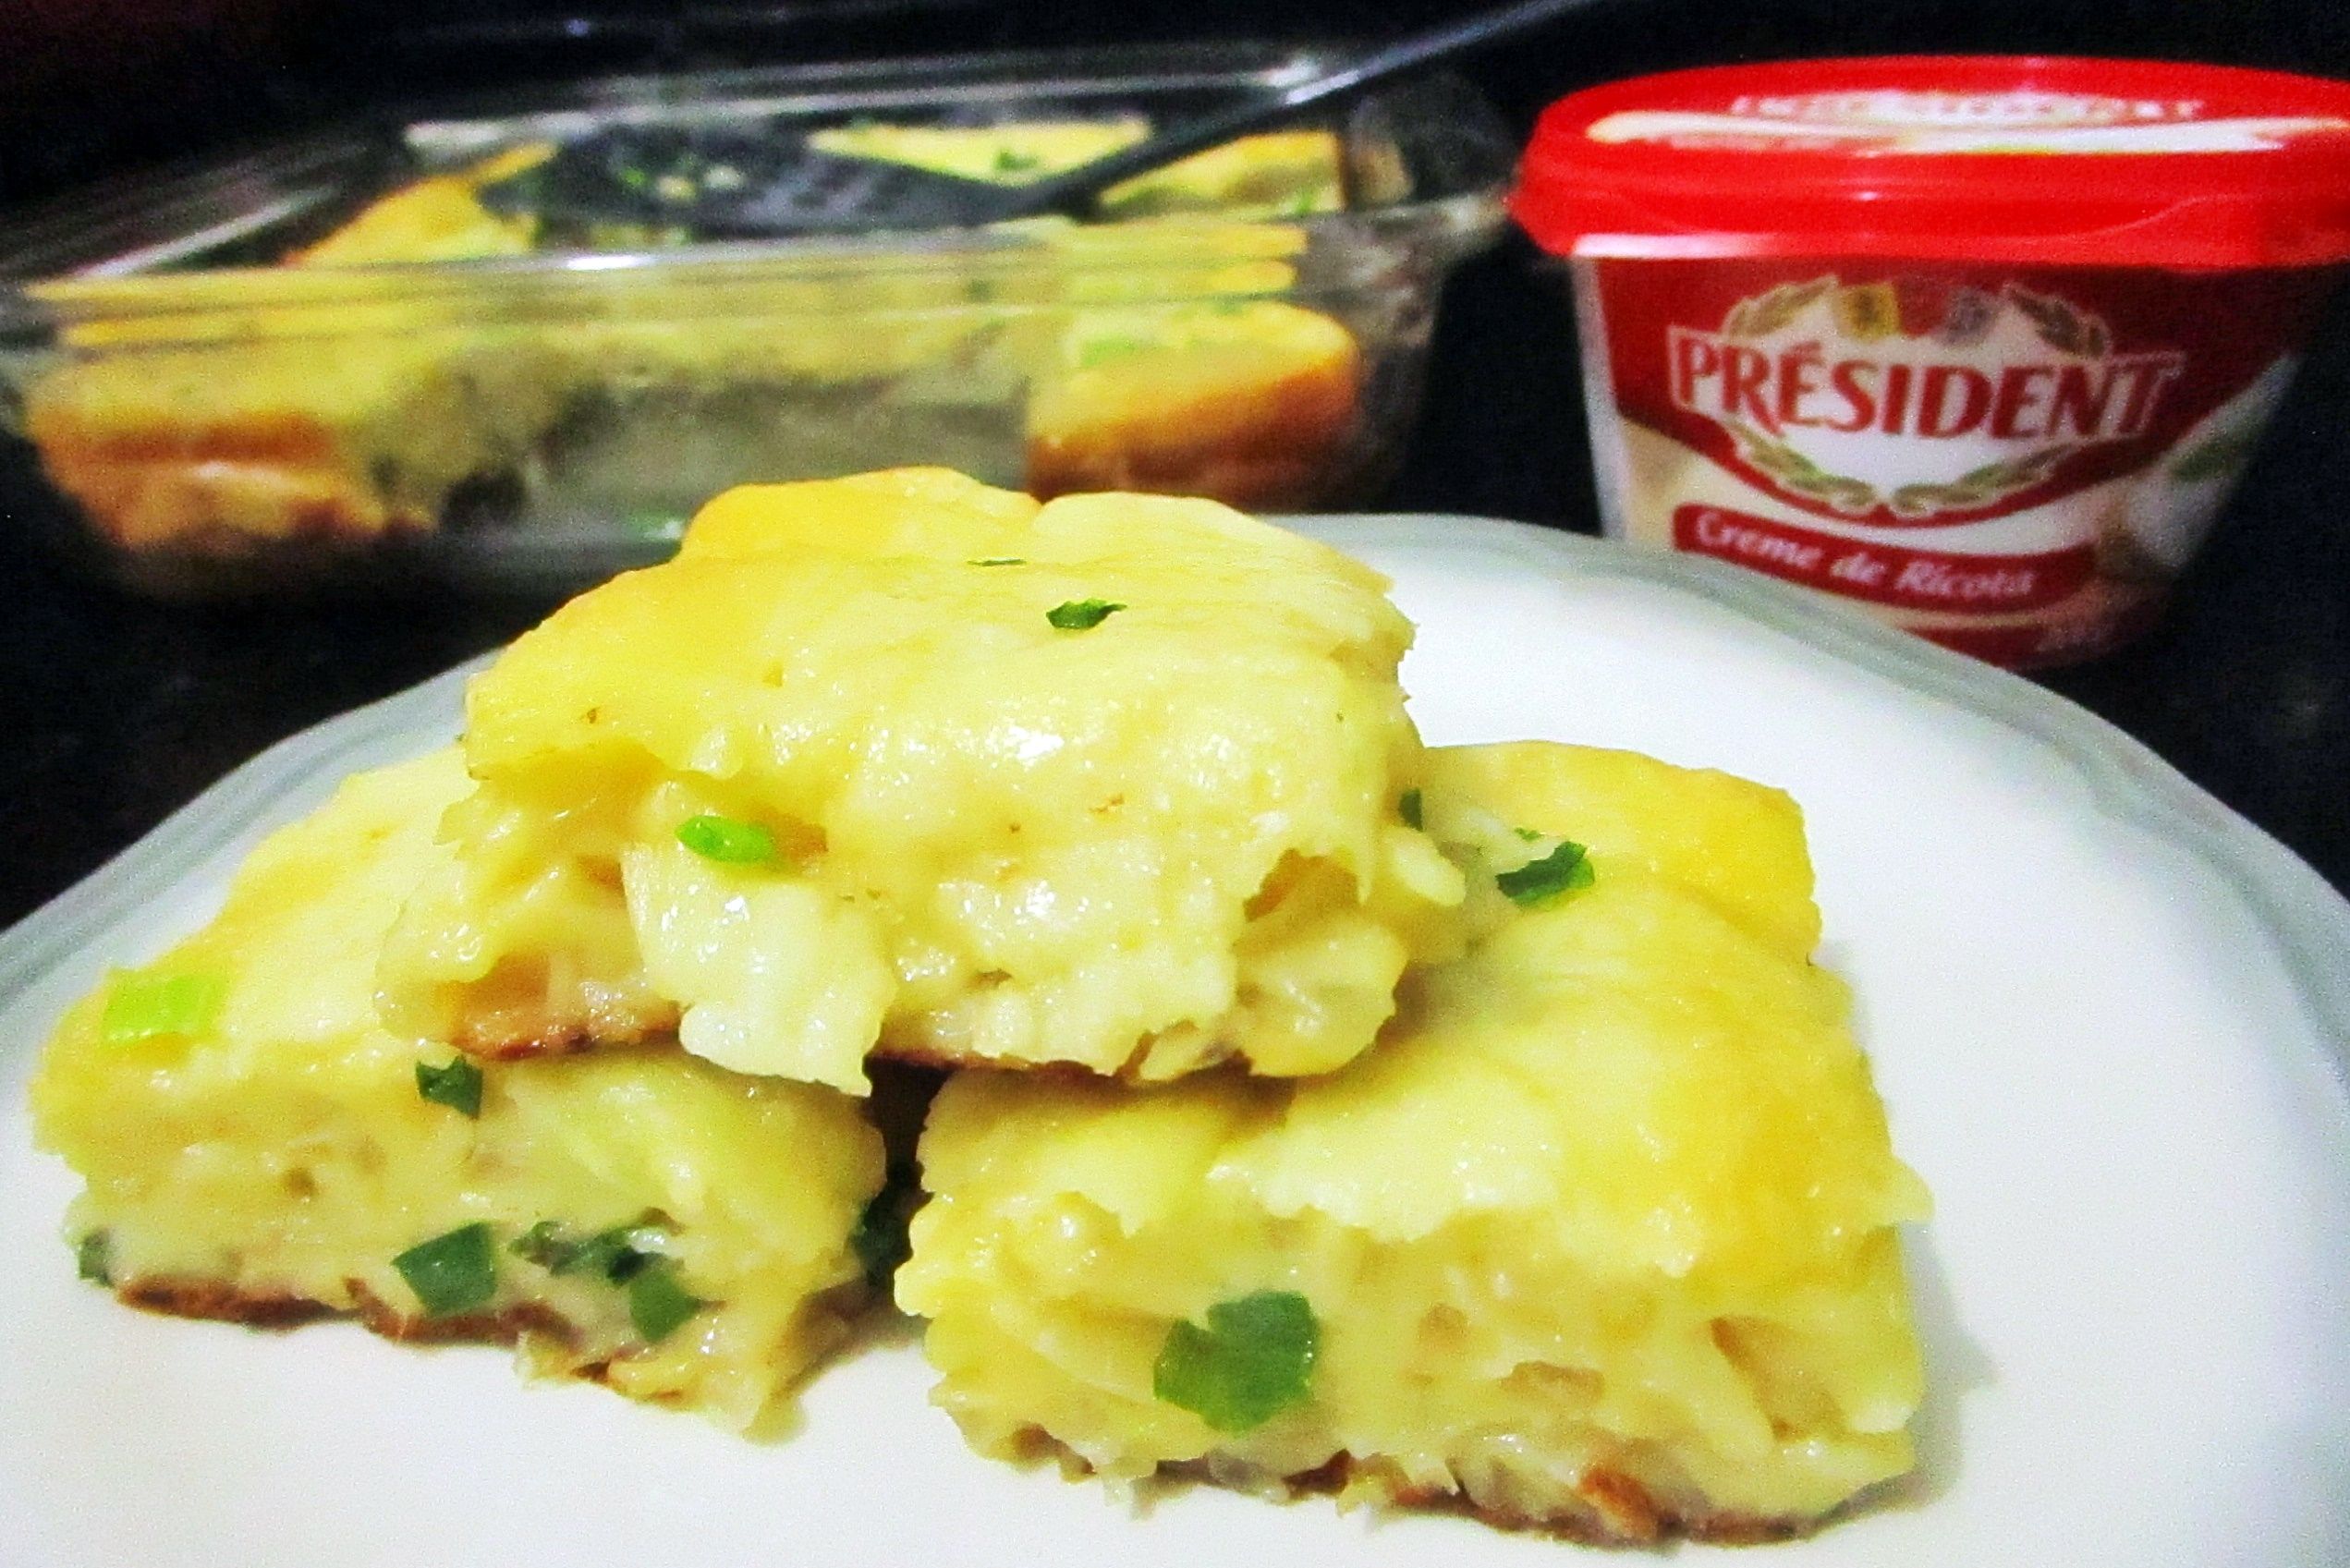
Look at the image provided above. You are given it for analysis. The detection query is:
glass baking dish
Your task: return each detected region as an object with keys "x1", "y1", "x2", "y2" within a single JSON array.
[{"x1": 0, "y1": 43, "x2": 1513, "y2": 598}]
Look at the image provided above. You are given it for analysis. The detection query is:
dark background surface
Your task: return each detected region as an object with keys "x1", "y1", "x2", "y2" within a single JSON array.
[{"x1": 2, "y1": 0, "x2": 2346, "y2": 925}]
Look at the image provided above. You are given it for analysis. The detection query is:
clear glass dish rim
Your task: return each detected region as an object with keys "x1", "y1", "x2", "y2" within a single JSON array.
[{"x1": 0, "y1": 40, "x2": 1516, "y2": 337}]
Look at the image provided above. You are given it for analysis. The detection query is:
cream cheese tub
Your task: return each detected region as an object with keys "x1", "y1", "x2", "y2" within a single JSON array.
[{"x1": 1513, "y1": 57, "x2": 2350, "y2": 668}]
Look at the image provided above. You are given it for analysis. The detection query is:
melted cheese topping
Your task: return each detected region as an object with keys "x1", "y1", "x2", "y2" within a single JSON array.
[{"x1": 381, "y1": 471, "x2": 1462, "y2": 1090}]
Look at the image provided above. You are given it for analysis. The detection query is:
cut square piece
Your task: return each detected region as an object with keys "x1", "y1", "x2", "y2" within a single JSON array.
[
  {"x1": 32, "y1": 749, "x2": 884, "y2": 1431},
  {"x1": 379, "y1": 468, "x2": 1464, "y2": 1091},
  {"x1": 900, "y1": 740, "x2": 1929, "y2": 1542}
]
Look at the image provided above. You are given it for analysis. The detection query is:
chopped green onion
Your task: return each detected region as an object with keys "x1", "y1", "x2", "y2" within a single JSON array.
[
  {"x1": 1514, "y1": 826, "x2": 1542, "y2": 842},
  {"x1": 992, "y1": 147, "x2": 1043, "y2": 175},
  {"x1": 415, "y1": 1057, "x2": 483, "y2": 1118},
  {"x1": 627, "y1": 1261, "x2": 708, "y2": 1343},
  {"x1": 968, "y1": 556, "x2": 1026, "y2": 567},
  {"x1": 1075, "y1": 336, "x2": 1154, "y2": 369},
  {"x1": 1152, "y1": 1290, "x2": 1319, "y2": 1434},
  {"x1": 676, "y1": 814, "x2": 776, "y2": 865},
  {"x1": 511, "y1": 1216, "x2": 666, "y2": 1282},
  {"x1": 1047, "y1": 599, "x2": 1125, "y2": 631},
  {"x1": 510, "y1": 1221, "x2": 569, "y2": 1270},
  {"x1": 1495, "y1": 840, "x2": 1596, "y2": 907},
  {"x1": 587, "y1": 1231, "x2": 659, "y2": 1283},
  {"x1": 1398, "y1": 788, "x2": 1423, "y2": 830},
  {"x1": 100, "y1": 971, "x2": 225, "y2": 1045},
  {"x1": 75, "y1": 1231, "x2": 113, "y2": 1287},
  {"x1": 849, "y1": 1178, "x2": 921, "y2": 1291},
  {"x1": 393, "y1": 1223, "x2": 497, "y2": 1319}
]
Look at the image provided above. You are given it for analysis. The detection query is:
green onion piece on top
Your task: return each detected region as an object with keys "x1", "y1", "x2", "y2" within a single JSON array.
[
  {"x1": 100, "y1": 971, "x2": 225, "y2": 1045},
  {"x1": 1398, "y1": 788, "x2": 1424, "y2": 830},
  {"x1": 1494, "y1": 840, "x2": 1596, "y2": 907},
  {"x1": 628, "y1": 1262, "x2": 708, "y2": 1343},
  {"x1": 1152, "y1": 1290, "x2": 1320, "y2": 1435},
  {"x1": 75, "y1": 1231, "x2": 113, "y2": 1287},
  {"x1": 415, "y1": 1057, "x2": 483, "y2": 1118},
  {"x1": 1046, "y1": 599, "x2": 1125, "y2": 631},
  {"x1": 968, "y1": 556, "x2": 1026, "y2": 567},
  {"x1": 676, "y1": 814, "x2": 776, "y2": 865},
  {"x1": 393, "y1": 1222, "x2": 497, "y2": 1319}
]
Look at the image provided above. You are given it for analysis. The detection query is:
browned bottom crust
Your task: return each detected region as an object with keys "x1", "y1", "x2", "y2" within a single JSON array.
[
  {"x1": 451, "y1": 1017, "x2": 1226, "y2": 1083},
  {"x1": 445, "y1": 995, "x2": 680, "y2": 1064},
  {"x1": 1104, "y1": 1437, "x2": 1808, "y2": 1549},
  {"x1": 118, "y1": 1274, "x2": 581, "y2": 1351},
  {"x1": 25, "y1": 413, "x2": 428, "y2": 557},
  {"x1": 1366, "y1": 1459, "x2": 1803, "y2": 1548},
  {"x1": 119, "y1": 1278, "x2": 340, "y2": 1331},
  {"x1": 115, "y1": 1277, "x2": 1818, "y2": 1543}
]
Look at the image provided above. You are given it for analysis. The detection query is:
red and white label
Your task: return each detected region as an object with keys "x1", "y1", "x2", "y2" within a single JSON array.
[{"x1": 1580, "y1": 257, "x2": 2332, "y2": 666}]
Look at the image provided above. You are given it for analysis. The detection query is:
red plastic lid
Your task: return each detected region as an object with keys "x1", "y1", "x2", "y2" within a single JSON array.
[{"x1": 1515, "y1": 57, "x2": 2350, "y2": 268}]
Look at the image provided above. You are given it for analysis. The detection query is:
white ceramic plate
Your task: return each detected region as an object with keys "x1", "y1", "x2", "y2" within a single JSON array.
[{"x1": 4, "y1": 517, "x2": 2346, "y2": 1568}]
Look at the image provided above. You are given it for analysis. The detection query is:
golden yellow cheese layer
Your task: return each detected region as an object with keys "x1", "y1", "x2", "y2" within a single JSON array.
[{"x1": 32, "y1": 748, "x2": 884, "y2": 1431}]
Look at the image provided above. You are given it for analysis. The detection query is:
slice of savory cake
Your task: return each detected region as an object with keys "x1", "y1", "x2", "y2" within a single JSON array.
[
  {"x1": 377, "y1": 469, "x2": 1465, "y2": 1092},
  {"x1": 898, "y1": 740, "x2": 1930, "y2": 1542},
  {"x1": 30, "y1": 748, "x2": 884, "y2": 1432},
  {"x1": 27, "y1": 144, "x2": 566, "y2": 568},
  {"x1": 21, "y1": 322, "x2": 569, "y2": 563},
  {"x1": 1025, "y1": 301, "x2": 1362, "y2": 512}
]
